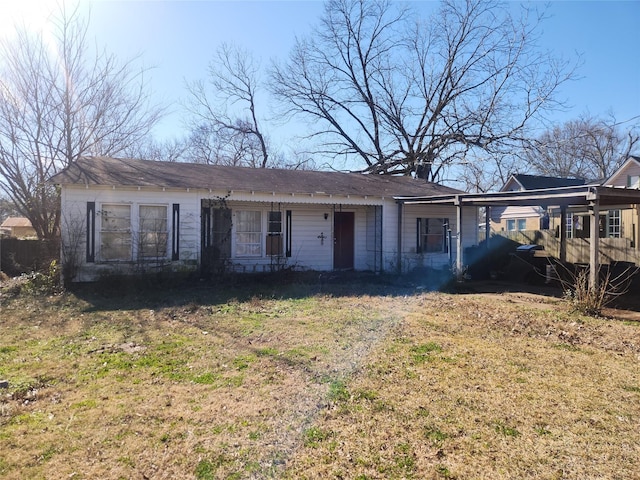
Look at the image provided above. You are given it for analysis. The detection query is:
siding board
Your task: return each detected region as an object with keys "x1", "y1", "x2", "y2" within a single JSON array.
[{"x1": 60, "y1": 185, "x2": 469, "y2": 280}]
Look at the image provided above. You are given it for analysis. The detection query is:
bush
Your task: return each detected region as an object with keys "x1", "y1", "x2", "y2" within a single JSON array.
[
  {"x1": 561, "y1": 264, "x2": 638, "y2": 316},
  {"x1": 20, "y1": 260, "x2": 61, "y2": 296}
]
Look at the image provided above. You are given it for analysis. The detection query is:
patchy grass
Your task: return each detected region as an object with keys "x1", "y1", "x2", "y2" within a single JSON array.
[{"x1": 0, "y1": 279, "x2": 639, "y2": 479}]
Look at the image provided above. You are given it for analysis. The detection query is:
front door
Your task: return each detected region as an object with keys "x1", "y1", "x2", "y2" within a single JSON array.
[{"x1": 333, "y1": 212, "x2": 354, "y2": 270}]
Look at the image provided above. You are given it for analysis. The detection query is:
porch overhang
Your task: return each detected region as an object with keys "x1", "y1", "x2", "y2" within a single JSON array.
[
  {"x1": 395, "y1": 185, "x2": 640, "y2": 288},
  {"x1": 395, "y1": 185, "x2": 640, "y2": 208}
]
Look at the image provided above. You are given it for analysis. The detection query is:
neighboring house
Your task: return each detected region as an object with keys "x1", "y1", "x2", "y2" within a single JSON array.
[
  {"x1": 490, "y1": 174, "x2": 587, "y2": 232},
  {"x1": 547, "y1": 156, "x2": 640, "y2": 244},
  {"x1": 486, "y1": 158, "x2": 640, "y2": 267},
  {"x1": 50, "y1": 157, "x2": 478, "y2": 282},
  {"x1": 597, "y1": 155, "x2": 640, "y2": 246},
  {"x1": 0, "y1": 217, "x2": 36, "y2": 238}
]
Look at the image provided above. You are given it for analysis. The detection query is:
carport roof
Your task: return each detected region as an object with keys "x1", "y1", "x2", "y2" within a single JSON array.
[{"x1": 395, "y1": 184, "x2": 640, "y2": 208}]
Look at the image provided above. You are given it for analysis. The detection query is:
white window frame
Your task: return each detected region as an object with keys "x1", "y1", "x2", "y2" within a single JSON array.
[
  {"x1": 607, "y1": 209, "x2": 621, "y2": 238},
  {"x1": 417, "y1": 217, "x2": 448, "y2": 254},
  {"x1": 566, "y1": 212, "x2": 574, "y2": 238},
  {"x1": 506, "y1": 218, "x2": 526, "y2": 232},
  {"x1": 138, "y1": 204, "x2": 169, "y2": 259},
  {"x1": 235, "y1": 210, "x2": 262, "y2": 257},
  {"x1": 99, "y1": 203, "x2": 132, "y2": 261}
]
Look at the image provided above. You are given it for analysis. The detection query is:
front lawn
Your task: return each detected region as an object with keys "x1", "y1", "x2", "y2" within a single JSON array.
[{"x1": 1, "y1": 278, "x2": 638, "y2": 479}]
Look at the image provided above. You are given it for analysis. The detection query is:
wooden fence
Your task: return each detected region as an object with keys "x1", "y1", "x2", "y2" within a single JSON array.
[
  {"x1": 496, "y1": 230, "x2": 640, "y2": 266},
  {"x1": 0, "y1": 238, "x2": 58, "y2": 276}
]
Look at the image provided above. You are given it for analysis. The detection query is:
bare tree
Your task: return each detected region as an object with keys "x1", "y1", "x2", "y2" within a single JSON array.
[
  {"x1": 124, "y1": 137, "x2": 188, "y2": 163},
  {"x1": 270, "y1": 0, "x2": 576, "y2": 181},
  {"x1": 525, "y1": 114, "x2": 640, "y2": 181},
  {"x1": 0, "y1": 4, "x2": 162, "y2": 241},
  {"x1": 0, "y1": 196, "x2": 20, "y2": 223},
  {"x1": 185, "y1": 43, "x2": 270, "y2": 168},
  {"x1": 457, "y1": 153, "x2": 524, "y2": 193}
]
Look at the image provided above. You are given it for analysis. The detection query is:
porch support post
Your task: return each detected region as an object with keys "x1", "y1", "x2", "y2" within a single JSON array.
[
  {"x1": 559, "y1": 206, "x2": 567, "y2": 262},
  {"x1": 397, "y1": 201, "x2": 403, "y2": 274},
  {"x1": 589, "y1": 200, "x2": 600, "y2": 290},
  {"x1": 455, "y1": 195, "x2": 463, "y2": 281}
]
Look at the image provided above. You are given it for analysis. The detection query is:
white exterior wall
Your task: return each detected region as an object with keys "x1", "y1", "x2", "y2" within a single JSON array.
[
  {"x1": 60, "y1": 185, "x2": 471, "y2": 280},
  {"x1": 61, "y1": 186, "x2": 201, "y2": 281},
  {"x1": 396, "y1": 203, "x2": 478, "y2": 273},
  {"x1": 61, "y1": 185, "x2": 392, "y2": 280},
  {"x1": 226, "y1": 203, "x2": 380, "y2": 272},
  {"x1": 607, "y1": 160, "x2": 640, "y2": 188}
]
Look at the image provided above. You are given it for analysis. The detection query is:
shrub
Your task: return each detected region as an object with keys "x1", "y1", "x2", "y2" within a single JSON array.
[{"x1": 21, "y1": 260, "x2": 61, "y2": 295}]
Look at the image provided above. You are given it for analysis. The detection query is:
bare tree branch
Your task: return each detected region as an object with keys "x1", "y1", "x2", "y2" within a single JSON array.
[
  {"x1": 270, "y1": 0, "x2": 577, "y2": 181},
  {"x1": 184, "y1": 43, "x2": 270, "y2": 168},
  {"x1": 525, "y1": 114, "x2": 640, "y2": 181},
  {"x1": 0, "y1": 4, "x2": 162, "y2": 240}
]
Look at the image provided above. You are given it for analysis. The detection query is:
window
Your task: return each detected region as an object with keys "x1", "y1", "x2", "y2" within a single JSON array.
[
  {"x1": 266, "y1": 211, "x2": 282, "y2": 256},
  {"x1": 139, "y1": 205, "x2": 168, "y2": 258},
  {"x1": 628, "y1": 175, "x2": 640, "y2": 189},
  {"x1": 607, "y1": 210, "x2": 621, "y2": 238},
  {"x1": 236, "y1": 211, "x2": 261, "y2": 256},
  {"x1": 417, "y1": 218, "x2": 448, "y2": 253},
  {"x1": 566, "y1": 212, "x2": 574, "y2": 238},
  {"x1": 100, "y1": 204, "x2": 131, "y2": 261},
  {"x1": 507, "y1": 218, "x2": 526, "y2": 231}
]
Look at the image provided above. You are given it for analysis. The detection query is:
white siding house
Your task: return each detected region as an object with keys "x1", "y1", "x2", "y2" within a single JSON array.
[{"x1": 51, "y1": 157, "x2": 478, "y2": 282}]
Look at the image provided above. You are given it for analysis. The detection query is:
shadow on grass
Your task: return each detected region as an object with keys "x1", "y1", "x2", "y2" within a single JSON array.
[{"x1": 69, "y1": 269, "x2": 459, "y2": 313}]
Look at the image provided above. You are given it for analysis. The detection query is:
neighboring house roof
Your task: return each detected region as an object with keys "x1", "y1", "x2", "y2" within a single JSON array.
[
  {"x1": 0, "y1": 217, "x2": 32, "y2": 228},
  {"x1": 605, "y1": 155, "x2": 640, "y2": 186},
  {"x1": 502, "y1": 174, "x2": 587, "y2": 192},
  {"x1": 50, "y1": 156, "x2": 463, "y2": 198}
]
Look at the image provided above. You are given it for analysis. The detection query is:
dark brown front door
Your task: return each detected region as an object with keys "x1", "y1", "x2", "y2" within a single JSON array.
[{"x1": 334, "y1": 212, "x2": 354, "y2": 270}]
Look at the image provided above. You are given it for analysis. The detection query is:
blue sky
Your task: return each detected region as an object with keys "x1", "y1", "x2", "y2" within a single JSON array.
[{"x1": 2, "y1": 0, "x2": 639, "y2": 147}]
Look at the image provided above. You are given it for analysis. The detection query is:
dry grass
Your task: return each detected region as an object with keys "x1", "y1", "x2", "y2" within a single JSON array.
[{"x1": 0, "y1": 277, "x2": 639, "y2": 479}]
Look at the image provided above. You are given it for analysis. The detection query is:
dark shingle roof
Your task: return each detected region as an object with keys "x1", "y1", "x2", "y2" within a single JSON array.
[
  {"x1": 511, "y1": 174, "x2": 587, "y2": 190},
  {"x1": 50, "y1": 157, "x2": 462, "y2": 198}
]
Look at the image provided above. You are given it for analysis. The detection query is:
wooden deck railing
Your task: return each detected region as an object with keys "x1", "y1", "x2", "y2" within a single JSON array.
[{"x1": 494, "y1": 230, "x2": 639, "y2": 265}]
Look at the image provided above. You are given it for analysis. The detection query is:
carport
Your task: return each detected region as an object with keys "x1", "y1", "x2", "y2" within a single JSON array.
[{"x1": 396, "y1": 185, "x2": 640, "y2": 288}]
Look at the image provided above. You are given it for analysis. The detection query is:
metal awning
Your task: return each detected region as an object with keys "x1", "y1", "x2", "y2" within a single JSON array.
[
  {"x1": 394, "y1": 185, "x2": 640, "y2": 289},
  {"x1": 395, "y1": 185, "x2": 640, "y2": 208}
]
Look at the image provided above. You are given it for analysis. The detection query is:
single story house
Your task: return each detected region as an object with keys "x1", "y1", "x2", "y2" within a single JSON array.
[
  {"x1": 50, "y1": 157, "x2": 479, "y2": 282},
  {"x1": 490, "y1": 174, "x2": 587, "y2": 232},
  {"x1": 0, "y1": 217, "x2": 36, "y2": 238}
]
